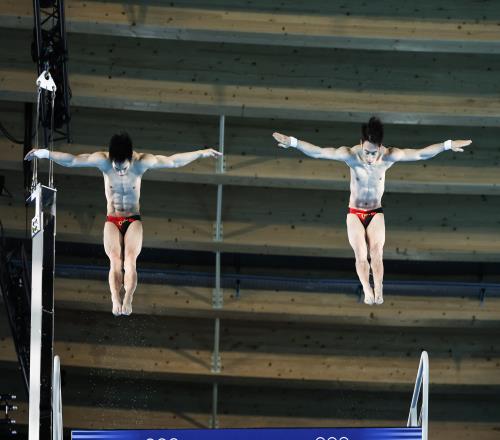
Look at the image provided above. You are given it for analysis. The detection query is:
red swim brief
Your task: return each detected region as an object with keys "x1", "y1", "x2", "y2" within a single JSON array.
[
  {"x1": 106, "y1": 215, "x2": 141, "y2": 235},
  {"x1": 348, "y1": 207, "x2": 383, "y2": 229}
]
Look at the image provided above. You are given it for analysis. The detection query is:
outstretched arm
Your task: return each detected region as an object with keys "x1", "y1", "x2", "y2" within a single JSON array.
[
  {"x1": 24, "y1": 148, "x2": 108, "y2": 169},
  {"x1": 386, "y1": 139, "x2": 472, "y2": 162},
  {"x1": 138, "y1": 148, "x2": 222, "y2": 171},
  {"x1": 272, "y1": 132, "x2": 351, "y2": 161}
]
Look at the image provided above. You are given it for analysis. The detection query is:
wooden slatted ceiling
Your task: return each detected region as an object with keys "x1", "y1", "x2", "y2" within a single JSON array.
[
  {"x1": 50, "y1": 277, "x2": 500, "y2": 328},
  {"x1": 1, "y1": 28, "x2": 500, "y2": 126},
  {"x1": 2, "y1": 68, "x2": 498, "y2": 126},
  {"x1": 0, "y1": 308, "x2": 498, "y2": 438},
  {"x1": 1, "y1": 317, "x2": 498, "y2": 431},
  {"x1": 1, "y1": 0, "x2": 500, "y2": 53},
  {"x1": 2, "y1": 350, "x2": 498, "y2": 430},
  {"x1": 1, "y1": 309, "x2": 499, "y2": 387},
  {"x1": 0, "y1": 361, "x2": 497, "y2": 424}
]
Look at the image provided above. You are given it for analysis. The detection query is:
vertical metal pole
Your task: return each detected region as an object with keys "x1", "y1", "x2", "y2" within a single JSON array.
[
  {"x1": 211, "y1": 318, "x2": 221, "y2": 373},
  {"x1": 28, "y1": 184, "x2": 56, "y2": 440},
  {"x1": 210, "y1": 382, "x2": 219, "y2": 429},
  {"x1": 217, "y1": 115, "x2": 225, "y2": 172},
  {"x1": 211, "y1": 115, "x2": 225, "y2": 428}
]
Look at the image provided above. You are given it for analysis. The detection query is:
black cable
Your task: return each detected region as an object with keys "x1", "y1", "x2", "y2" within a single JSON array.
[{"x1": 0, "y1": 122, "x2": 23, "y2": 145}]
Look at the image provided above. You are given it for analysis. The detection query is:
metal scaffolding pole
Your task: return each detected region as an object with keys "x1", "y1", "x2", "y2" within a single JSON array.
[
  {"x1": 28, "y1": 183, "x2": 57, "y2": 440},
  {"x1": 210, "y1": 115, "x2": 225, "y2": 429}
]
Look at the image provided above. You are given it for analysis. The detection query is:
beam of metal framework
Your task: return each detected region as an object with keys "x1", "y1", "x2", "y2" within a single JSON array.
[
  {"x1": 28, "y1": 183, "x2": 56, "y2": 440},
  {"x1": 0, "y1": 242, "x2": 31, "y2": 396},
  {"x1": 32, "y1": 0, "x2": 71, "y2": 146}
]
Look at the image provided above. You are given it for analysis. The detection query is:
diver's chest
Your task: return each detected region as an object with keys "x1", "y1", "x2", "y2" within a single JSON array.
[
  {"x1": 352, "y1": 164, "x2": 386, "y2": 182},
  {"x1": 107, "y1": 174, "x2": 140, "y2": 193}
]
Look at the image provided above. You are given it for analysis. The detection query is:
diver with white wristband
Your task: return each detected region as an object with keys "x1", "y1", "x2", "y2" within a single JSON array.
[{"x1": 273, "y1": 118, "x2": 471, "y2": 306}]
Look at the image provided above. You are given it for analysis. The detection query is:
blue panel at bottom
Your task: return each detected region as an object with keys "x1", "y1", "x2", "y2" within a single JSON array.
[{"x1": 72, "y1": 427, "x2": 422, "y2": 440}]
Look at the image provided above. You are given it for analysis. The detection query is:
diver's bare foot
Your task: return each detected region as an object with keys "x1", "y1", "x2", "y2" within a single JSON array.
[
  {"x1": 111, "y1": 296, "x2": 122, "y2": 316},
  {"x1": 363, "y1": 287, "x2": 375, "y2": 305},
  {"x1": 121, "y1": 295, "x2": 133, "y2": 316},
  {"x1": 374, "y1": 286, "x2": 384, "y2": 305}
]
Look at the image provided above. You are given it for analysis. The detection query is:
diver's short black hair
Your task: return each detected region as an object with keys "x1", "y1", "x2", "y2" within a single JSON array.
[
  {"x1": 361, "y1": 117, "x2": 384, "y2": 145},
  {"x1": 109, "y1": 132, "x2": 133, "y2": 163}
]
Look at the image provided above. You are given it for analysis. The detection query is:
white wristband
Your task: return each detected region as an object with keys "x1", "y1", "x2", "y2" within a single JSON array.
[
  {"x1": 289, "y1": 136, "x2": 298, "y2": 148},
  {"x1": 444, "y1": 140, "x2": 452, "y2": 150},
  {"x1": 35, "y1": 149, "x2": 50, "y2": 159}
]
